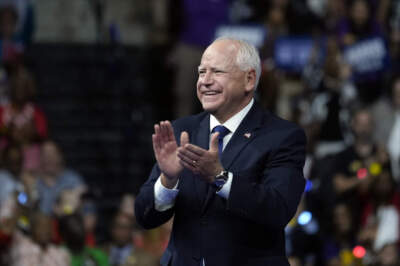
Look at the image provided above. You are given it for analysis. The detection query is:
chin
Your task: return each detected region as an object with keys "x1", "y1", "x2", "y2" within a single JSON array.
[{"x1": 201, "y1": 102, "x2": 219, "y2": 114}]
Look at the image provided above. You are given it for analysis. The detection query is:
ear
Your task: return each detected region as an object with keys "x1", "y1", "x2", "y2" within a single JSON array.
[{"x1": 245, "y1": 69, "x2": 256, "y2": 92}]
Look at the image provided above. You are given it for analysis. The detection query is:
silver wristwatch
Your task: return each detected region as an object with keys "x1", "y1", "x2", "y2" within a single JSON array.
[{"x1": 213, "y1": 170, "x2": 229, "y2": 191}]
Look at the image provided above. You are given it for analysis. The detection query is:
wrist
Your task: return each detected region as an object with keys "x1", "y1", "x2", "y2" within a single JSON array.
[
  {"x1": 211, "y1": 166, "x2": 224, "y2": 182},
  {"x1": 161, "y1": 173, "x2": 178, "y2": 189}
]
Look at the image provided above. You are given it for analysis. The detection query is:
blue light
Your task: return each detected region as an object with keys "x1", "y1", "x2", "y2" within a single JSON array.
[
  {"x1": 18, "y1": 192, "x2": 28, "y2": 205},
  {"x1": 305, "y1": 180, "x2": 313, "y2": 192},
  {"x1": 298, "y1": 211, "x2": 312, "y2": 225}
]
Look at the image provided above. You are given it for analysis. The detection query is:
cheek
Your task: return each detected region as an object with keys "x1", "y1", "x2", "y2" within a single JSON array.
[{"x1": 196, "y1": 79, "x2": 202, "y2": 91}]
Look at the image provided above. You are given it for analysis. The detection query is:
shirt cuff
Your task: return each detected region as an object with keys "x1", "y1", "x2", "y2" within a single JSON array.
[
  {"x1": 216, "y1": 172, "x2": 233, "y2": 199},
  {"x1": 154, "y1": 175, "x2": 179, "y2": 211}
]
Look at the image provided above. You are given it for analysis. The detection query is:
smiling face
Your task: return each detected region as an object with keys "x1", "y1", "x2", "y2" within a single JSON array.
[{"x1": 196, "y1": 40, "x2": 255, "y2": 123}]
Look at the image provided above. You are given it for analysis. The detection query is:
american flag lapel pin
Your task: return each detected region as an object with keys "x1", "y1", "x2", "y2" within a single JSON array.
[{"x1": 244, "y1": 132, "x2": 251, "y2": 139}]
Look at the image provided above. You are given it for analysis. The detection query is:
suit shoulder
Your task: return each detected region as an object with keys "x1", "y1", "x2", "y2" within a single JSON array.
[
  {"x1": 264, "y1": 112, "x2": 305, "y2": 137},
  {"x1": 171, "y1": 112, "x2": 208, "y2": 131}
]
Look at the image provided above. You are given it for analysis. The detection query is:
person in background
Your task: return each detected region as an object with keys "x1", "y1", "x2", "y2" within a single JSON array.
[
  {"x1": 36, "y1": 140, "x2": 86, "y2": 215},
  {"x1": 9, "y1": 211, "x2": 70, "y2": 266},
  {"x1": 376, "y1": 243, "x2": 400, "y2": 266},
  {"x1": 0, "y1": 5, "x2": 23, "y2": 65},
  {"x1": 358, "y1": 166, "x2": 400, "y2": 255},
  {"x1": 0, "y1": 144, "x2": 23, "y2": 208},
  {"x1": 322, "y1": 202, "x2": 358, "y2": 266},
  {"x1": 337, "y1": 0, "x2": 382, "y2": 47},
  {"x1": 104, "y1": 211, "x2": 158, "y2": 266},
  {"x1": 167, "y1": 0, "x2": 230, "y2": 118},
  {"x1": 331, "y1": 108, "x2": 389, "y2": 219},
  {"x1": 81, "y1": 198, "x2": 98, "y2": 247},
  {"x1": 0, "y1": 67, "x2": 47, "y2": 174},
  {"x1": 372, "y1": 76, "x2": 400, "y2": 181},
  {"x1": 59, "y1": 213, "x2": 109, "y2": 266}
]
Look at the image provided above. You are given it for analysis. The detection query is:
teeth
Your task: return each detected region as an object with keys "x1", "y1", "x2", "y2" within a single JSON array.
[{"x1": 204, "y1": 91, "x2": 219, "y2": 95}]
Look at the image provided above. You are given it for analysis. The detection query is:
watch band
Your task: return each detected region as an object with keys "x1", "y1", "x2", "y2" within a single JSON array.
[{"x1": 213, "y1": 170, "x2": 229, "y2": 191}]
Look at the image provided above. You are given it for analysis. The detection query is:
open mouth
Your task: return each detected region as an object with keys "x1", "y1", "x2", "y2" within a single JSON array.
[{"x1": 202, "y1": 91, "x2": 221, "y2": 96}]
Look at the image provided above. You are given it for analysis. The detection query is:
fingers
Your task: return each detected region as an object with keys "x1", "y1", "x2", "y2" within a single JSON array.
[
  {"x1": 180, "y1": 131, "x2": 189, "y2": 147},
  {"x1": 152, "y1": 134, "x2": 159, "y2": 156},
  {"x1": 153, "y1": 125, "x2": 161, "y2": 152},
  {"x1": 165, "y1": 121, "x2": 176, "y2": 142},
  {"x1": 178, "y1": 156, "x2": 198, "y2": 174},
  {"x1": 210, "y1": 132, "x2": 219, "y2": 152},
  {"x1": 154, "y1": 121, "x2": 175, "y2": 144},
  {"x1": 178, "y1": 146, "x2": 199, "y2": 162},
  {"x1": 183, "y1": 144, "x2": 204, "y2": 156},
  {"x1": 160, "y1": 121, "x2": 169, "y2": 144}
]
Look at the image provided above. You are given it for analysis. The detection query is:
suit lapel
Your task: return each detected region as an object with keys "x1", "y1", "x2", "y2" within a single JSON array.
[
  {"x1": 221, "y1": 103, "x2": 264, "y2": 169},
  {"x1": 200, "y1": 103, "x2": 266, "y2": 215},
  {"x1": 192, "y1": 114, "x2": 211, "y2": 209}
]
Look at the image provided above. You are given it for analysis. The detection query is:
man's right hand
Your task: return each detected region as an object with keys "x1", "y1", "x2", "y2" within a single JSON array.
[{"x1": 152, "y1": 121, "x2": 189, "y2": 188}]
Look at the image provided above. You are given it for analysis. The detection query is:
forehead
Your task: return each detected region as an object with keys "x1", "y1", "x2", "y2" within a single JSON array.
[{"x1": 199, "y1": 41, "x2": 238, "y2": 69}]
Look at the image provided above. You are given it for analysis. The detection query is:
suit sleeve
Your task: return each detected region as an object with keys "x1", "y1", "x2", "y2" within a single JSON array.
[
  {"x1": 226, "y1": 127, "x2": 306, "y2": 229},
  {"x1": 135, "y1": 164, "x2": 175, "y2": 229}
]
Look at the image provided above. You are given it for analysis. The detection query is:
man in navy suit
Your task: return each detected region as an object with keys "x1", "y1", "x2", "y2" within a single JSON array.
[{"x1": 135, "y1": 37, "x2": 306, "y2": 266}]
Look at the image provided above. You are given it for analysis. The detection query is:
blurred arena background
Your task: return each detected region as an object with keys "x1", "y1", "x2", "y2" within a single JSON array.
[{"x1": 0, "y1": 0, "x2": 399, "y2": 265}]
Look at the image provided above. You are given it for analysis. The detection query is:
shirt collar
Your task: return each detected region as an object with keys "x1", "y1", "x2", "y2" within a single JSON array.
[{"x1": 210, "y1": 98, "x2": 254, "y2": 135}]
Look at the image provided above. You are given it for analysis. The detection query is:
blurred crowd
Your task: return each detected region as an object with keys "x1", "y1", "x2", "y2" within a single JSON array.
[
  {"x1": 0, "y1": 1, "x2": 170, "y2": 266},
  {"x1": 0, "y1": 0, "x2": 399, "y2": 266}
]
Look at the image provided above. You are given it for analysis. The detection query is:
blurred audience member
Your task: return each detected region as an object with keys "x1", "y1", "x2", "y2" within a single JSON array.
[
  {"x1": 36, "y1": 140, "x2": 86, "y2": 215},
  {"x1": 104, "y1": 211, "x2": 158, "y2": 266},
  {"x1": 261, "y1": 4, "x2": 289, "y2": 60},
  {"x1": 322, "y1": 202, "x2": 358, "y2": 266},
  {"x1": 0, "y1": 68, "x2": 47, "y2": 173},
  {"x1": 358, "y1": 167, "x2": 400, "y2": 253},
  {"x1": 305, "y1": 37, "x2": 357, "y2": 158},
  {"x1": 387, "y1": 1, "x2": 400, "y2": 73},
  {"x1": 376, "y1": 243, "x2": 400, "y2": 266},
  {"x1": 0, "y1": 0, "x2": 34, "y2": 44},
  {"x1": 331, "y1": 108, "x2": 389, "y2": 222},
  {"x1": 119, "y1": 193, "x2": 135, "y2": 217},
  {"x1": 0, "y1": 5, "x2": 23, "y2": 66},
  {"x1": 372, "y1": 76, "x2": 400, "y2": 181},
  {"x1": 337, "y1": 0, "x2": 385, "y2": 103},
  {"x1": 9, "y1": 211, "x2": 69, "y2": 266},
  {"x1": 59, "y1": 213, "x2": 108, "y2": 266},
  {"x1": 337, "y1": 0, "x2": 382, "y2": 47},
  {"x1": 324, "y1": 0, "x2": 347, "y2": 34},
  {"x1": 134, "y1": 218, "x2": 172, "y2": 259},
  {"x1": 81, "y1": 198, "x2": 98, "y2": 247},
  {"x1": 168, "y1": 0, "x2": 229, "y2": 118},
  {"x1": 0, "y1": 144, "x2": 23, "y2": 207}
]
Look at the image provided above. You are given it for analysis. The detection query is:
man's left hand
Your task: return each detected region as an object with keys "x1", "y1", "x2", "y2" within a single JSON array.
[{"x1": 177, "y1": 132, "x2": 223, "y2": 183}]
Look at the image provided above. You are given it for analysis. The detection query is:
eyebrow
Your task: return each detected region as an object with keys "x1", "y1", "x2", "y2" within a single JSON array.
[{"x1": 197, "y1": 67, "x2": 226, "y2": 72}]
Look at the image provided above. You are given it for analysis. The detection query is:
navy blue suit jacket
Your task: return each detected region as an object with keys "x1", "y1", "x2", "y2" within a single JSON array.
[{"x1": 135, "y1": 102, "x2": 306, "y2": 266}]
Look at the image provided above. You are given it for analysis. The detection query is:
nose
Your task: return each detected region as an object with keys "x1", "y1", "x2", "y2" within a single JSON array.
[{"x1": 200, "y1": 71, "x2": 213, "y2": 86}]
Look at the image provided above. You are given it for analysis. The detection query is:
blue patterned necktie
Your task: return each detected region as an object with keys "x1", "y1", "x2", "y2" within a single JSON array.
[{"x1": 211, "y1": 125, "x2": 230, "y2": 157}]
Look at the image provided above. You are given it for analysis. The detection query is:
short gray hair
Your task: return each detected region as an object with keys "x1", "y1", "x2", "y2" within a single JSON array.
[{"x1": 214, "y1": 37, "x2": 262, "y2": 90}]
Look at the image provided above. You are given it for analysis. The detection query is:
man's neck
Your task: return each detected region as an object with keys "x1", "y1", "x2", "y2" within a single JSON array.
[{"x1": 213, "y1": 98, "x2": 254, "y2": 124}]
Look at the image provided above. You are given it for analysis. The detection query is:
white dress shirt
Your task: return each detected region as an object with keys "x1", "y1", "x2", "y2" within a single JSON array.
[{"x1": 154, "y1": 99, "x2": 254, "y2": 211}]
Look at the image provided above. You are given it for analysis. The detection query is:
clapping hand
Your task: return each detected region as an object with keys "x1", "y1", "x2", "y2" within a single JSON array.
[
  {"x1": 152, "y1": 121, "x2": 188, "y2": 188},
  {"x1": 177, "y1": 132, "x2": 223, "y2": 183}
]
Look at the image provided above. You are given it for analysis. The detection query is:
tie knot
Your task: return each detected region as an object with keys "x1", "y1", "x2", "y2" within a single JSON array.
[{"x1": 212, "y1": 125, "x2": 230, "y2": 139}]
